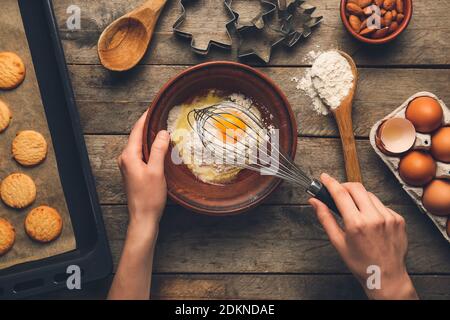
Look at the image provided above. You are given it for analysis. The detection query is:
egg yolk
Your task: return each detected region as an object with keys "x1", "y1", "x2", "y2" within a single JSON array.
[{"x1": 214, "y1": 113, "x2": 246, "y2": 143}]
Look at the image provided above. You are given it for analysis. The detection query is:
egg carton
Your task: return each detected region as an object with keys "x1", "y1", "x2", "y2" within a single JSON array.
[{"x1": 369, "y1": 92, "x2": 450, "y2": 243}]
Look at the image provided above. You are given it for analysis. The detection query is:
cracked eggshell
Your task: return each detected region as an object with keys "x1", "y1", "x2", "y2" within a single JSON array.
[{"x1": 377, "y1": 118, "x2": 416, "y2": 155}]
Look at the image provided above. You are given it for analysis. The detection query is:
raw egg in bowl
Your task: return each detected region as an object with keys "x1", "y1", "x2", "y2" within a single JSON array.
[{"x1": 143, "y1": 62, "x2": 297, "y2": 215}]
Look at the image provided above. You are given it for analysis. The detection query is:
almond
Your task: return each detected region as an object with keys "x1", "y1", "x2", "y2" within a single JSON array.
[
  {"x1": 383, "y1": 0, "x2": 395, "y2": 10},
  {"x1": 375, "y1": 0, "x2": 384, "y2": 6},
  {"x1": 349, "y1": 15, "x2": 362, "y2": 31},
  {"x1": 391, "y1": 9, "x2": 397, "y2": 20},
  {"x1": 347, "y1": 3, "x2": 364, "y2": 16},
  {"x1": 396, "y1": 0, "x2": 404, "y2": 13},
  {"x1": 358, "y1": 0, "x2": 373, "y2": 8},
  {"x1": 360, "y1": 27, "x2": 375, "y2": 36},
  {"x1": 397, "y1": 13, "x2": 404, "y2": 23},
  {"x1": 384, "y1": 11, "x2": 393, "y2": 26},
  {"x1": 389, "y1": 21, "x2": 399, "y2": 33},
  {"x1": 372, "y1": 27, "x2": 389, "y2": 38},
  {"x1": 360, "y1": 18, "x2": 368, "y2": 30},
  {"x1": 381, "y1": 8, "x2": 387, "y2": 15},
  {"x1": 363, "y1": 6, "x2": 373, "y2": 16}
]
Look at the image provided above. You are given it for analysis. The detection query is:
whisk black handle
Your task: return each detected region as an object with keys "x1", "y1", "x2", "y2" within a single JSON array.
[{"x1": 307, "y1": 179, "x2": 340, "y2": 216}]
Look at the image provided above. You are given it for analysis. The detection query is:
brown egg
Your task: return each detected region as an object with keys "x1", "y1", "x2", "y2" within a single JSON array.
[
  {"x1": 431, "y1": 127, "x2": 450, "y2": 163},
  {"x1": 399, "y1": 151, "x2": 436, "y2": 186},
  {"x1": 422, "y1": 179, "x2": 450, "y2": 216},
  {"x1": 405, "y1": 97, "x2": 443, "y2": 133}
]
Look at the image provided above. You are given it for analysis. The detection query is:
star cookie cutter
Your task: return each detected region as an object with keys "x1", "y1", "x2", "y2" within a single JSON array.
[
  {"x1": 237, "y1": 0, "x2": 322, "y2": 63},
  {"x1": 173, "y1": 0, "x2": 237, "y2": 55},
  {"x1": 228, "y1": 0, "x2": 277, "y2": 30},
  {"x1": 237, "y1": 8, "x2": 287, "y2": 63},
  {"x1": 282, "y1": 0, "x2": 323, "y2": 47}
]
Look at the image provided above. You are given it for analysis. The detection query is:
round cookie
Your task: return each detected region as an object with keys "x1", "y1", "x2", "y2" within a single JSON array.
[
  {"x1": 0, "y1": 99, "x2": 12, "y2": 132},
  {"x1": 0, "y1": 52, "x2": 26, "y2": 90},
  {"x1": 12, "y1": 130, "x2": 48, "y2": 166},
  {"x1": 1, "y1": 173, "x2": 36, "y2": 209},
  {"x1": 0, "y1": 218, "x2": 15, "y2": 256},
  {"x1": 25, "y1": 206, "x2": 63, "y2": 243}
]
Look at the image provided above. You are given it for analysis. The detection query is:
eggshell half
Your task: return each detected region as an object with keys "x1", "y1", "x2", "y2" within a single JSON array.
[{"x1": 379, "y1": 118, "x2": 416, "y2": 154}]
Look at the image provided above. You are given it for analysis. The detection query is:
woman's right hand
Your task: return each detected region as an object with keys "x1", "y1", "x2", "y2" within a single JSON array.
[{"x1": 309, "y1": 173, "x2": 418, "y2": 300}]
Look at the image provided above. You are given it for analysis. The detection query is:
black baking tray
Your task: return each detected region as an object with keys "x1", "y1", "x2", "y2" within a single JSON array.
[{"x1": 0, "y1": 0, "x2": 112, "y2": 299}]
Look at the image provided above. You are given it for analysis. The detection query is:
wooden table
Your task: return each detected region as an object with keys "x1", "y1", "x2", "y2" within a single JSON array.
[{"x1": 43, "y1": 0, "x2": 450, "y2": 299}]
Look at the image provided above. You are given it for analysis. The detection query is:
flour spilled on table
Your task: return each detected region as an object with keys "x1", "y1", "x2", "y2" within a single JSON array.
[{"x1": 292, "y1": 50, "x2": 354, "y2": 115}]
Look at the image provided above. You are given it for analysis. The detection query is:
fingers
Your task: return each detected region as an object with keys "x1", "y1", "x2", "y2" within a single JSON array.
[
  {"x1": 368, "y1": 192, "x2": 394, "y2": 219},
  {"x1": 309, "y1": 198, "x2": 345, "y2": 249},
  {"x1": 125, "y1": 110, "x2": 149, "y2": 159},
  {"x1": 342, "y1": 182, "x2": 378, "y2": 215},
  {"x1": 320, "y1": 173, "x2": 359, "y2": 223},
  {"x1": 147, "y1": 130, "x2": 170, "y2": 172}
]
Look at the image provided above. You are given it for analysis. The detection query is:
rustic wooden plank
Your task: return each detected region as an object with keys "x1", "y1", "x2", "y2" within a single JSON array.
[
  {"x1": 70, "y1": 65, "x2": 450, "y2": 137},
  {"x1": 54, "y1": 0, "x2": 450, "y2": 66},
  {"x1": 85, "y1": 135, "x2": 412, "y2": 205},
  {"x1": 102, "y1": 205, "x2": 450, "y2": 274},
  {"x1": 150, "y1": 274, "x2": 450, "y2": 300},
  {"x1": 35, "y1": 274, "x2": 450, "y2": 300}
]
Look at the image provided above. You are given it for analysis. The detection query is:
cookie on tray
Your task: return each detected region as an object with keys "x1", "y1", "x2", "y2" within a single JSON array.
[
  {"x1": 0, "y1": 99, "x2": 12, "y2": 132},
  {"x1": 0, "y1": 52, "x2": 26, "y2": 90},
  {"x1": 0, "y1": 173, "x2": 36, "y2": 209},
  {"x1": 0, "y1": 218, "x2": 15, "y2": 256},
  {"x1": 25, "y1": 206, "x2": 63, "y2": 243},
  {"x1": 12, "y1": 130, "x2": 48, "y2": 166}
]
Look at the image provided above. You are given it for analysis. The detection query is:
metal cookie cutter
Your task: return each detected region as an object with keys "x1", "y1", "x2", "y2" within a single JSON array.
[
  {"x1": 282, "y1": 0, "x2": 323, "y2": 47},
  {"x1": 229, "y1": 0, "x2": 277, "y2": 30},
  {"x1": 173, "y1": 0, "x2": 236, "y2": 55},
  {"x1": 237, "y1": 8, "x2": 287, "y2": 63},
  {"x1": 237, "y1": 0, "x2": 322, "y2": 62}
]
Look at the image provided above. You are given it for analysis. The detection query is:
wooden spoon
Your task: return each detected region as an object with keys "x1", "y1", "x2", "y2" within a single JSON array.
[
  {"x1": 98, "y1": 0, "x2": 167, "y2": 71},
  {"x1": 331, "y1": 51, "x2": 363, "y2": 183}
]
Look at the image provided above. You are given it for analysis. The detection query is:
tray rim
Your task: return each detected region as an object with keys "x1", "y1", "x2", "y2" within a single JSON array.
[{"x1": 0, "y1": 0, "x2": 112, "y2": 299}]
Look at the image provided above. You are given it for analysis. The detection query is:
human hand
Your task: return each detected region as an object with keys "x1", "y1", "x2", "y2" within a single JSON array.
[
  {"x1": 308, "y1": 173, "x2": 418, "y2": 300},
  {"x1": 118, "y1": 111, "x2": 170, "y2": 236}
]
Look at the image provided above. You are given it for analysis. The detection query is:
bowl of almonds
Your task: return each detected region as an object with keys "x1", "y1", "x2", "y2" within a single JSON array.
[{"x1": 340, "y1": 0, "x2": 413, "y2": 44}]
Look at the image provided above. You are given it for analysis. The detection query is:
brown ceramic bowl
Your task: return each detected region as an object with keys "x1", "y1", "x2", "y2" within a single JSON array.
[
  {"x1": 143, "y1": 61, "x2": 297, "y2": 215},
  {"x1": 340, "y1": 0, "x2": 413, "y2": 44}
]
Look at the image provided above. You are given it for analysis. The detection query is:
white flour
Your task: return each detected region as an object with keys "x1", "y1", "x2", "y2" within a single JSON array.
[{"x1": 292, "y1": 50, "x2": 354, "y2": 115}]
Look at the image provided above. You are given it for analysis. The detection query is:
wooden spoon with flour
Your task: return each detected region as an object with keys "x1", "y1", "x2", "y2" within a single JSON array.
[{"x1": 311, "y1": 51, "x2": 363, "y2": 183}]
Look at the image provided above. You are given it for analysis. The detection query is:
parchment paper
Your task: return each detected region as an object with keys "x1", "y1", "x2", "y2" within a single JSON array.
[{"x1": 0, "y1": 0, "x2": 76, "y2": 270}]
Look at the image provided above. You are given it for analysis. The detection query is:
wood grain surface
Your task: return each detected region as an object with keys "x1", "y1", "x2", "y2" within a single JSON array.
[{"x1": 42, "y1": 0, "x2": 450, "y2": 299}]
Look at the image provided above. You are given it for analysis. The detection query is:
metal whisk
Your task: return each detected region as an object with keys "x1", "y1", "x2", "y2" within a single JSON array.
[{"x1": 187, "y1": 101, "x2": 339, "y2": 214}]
